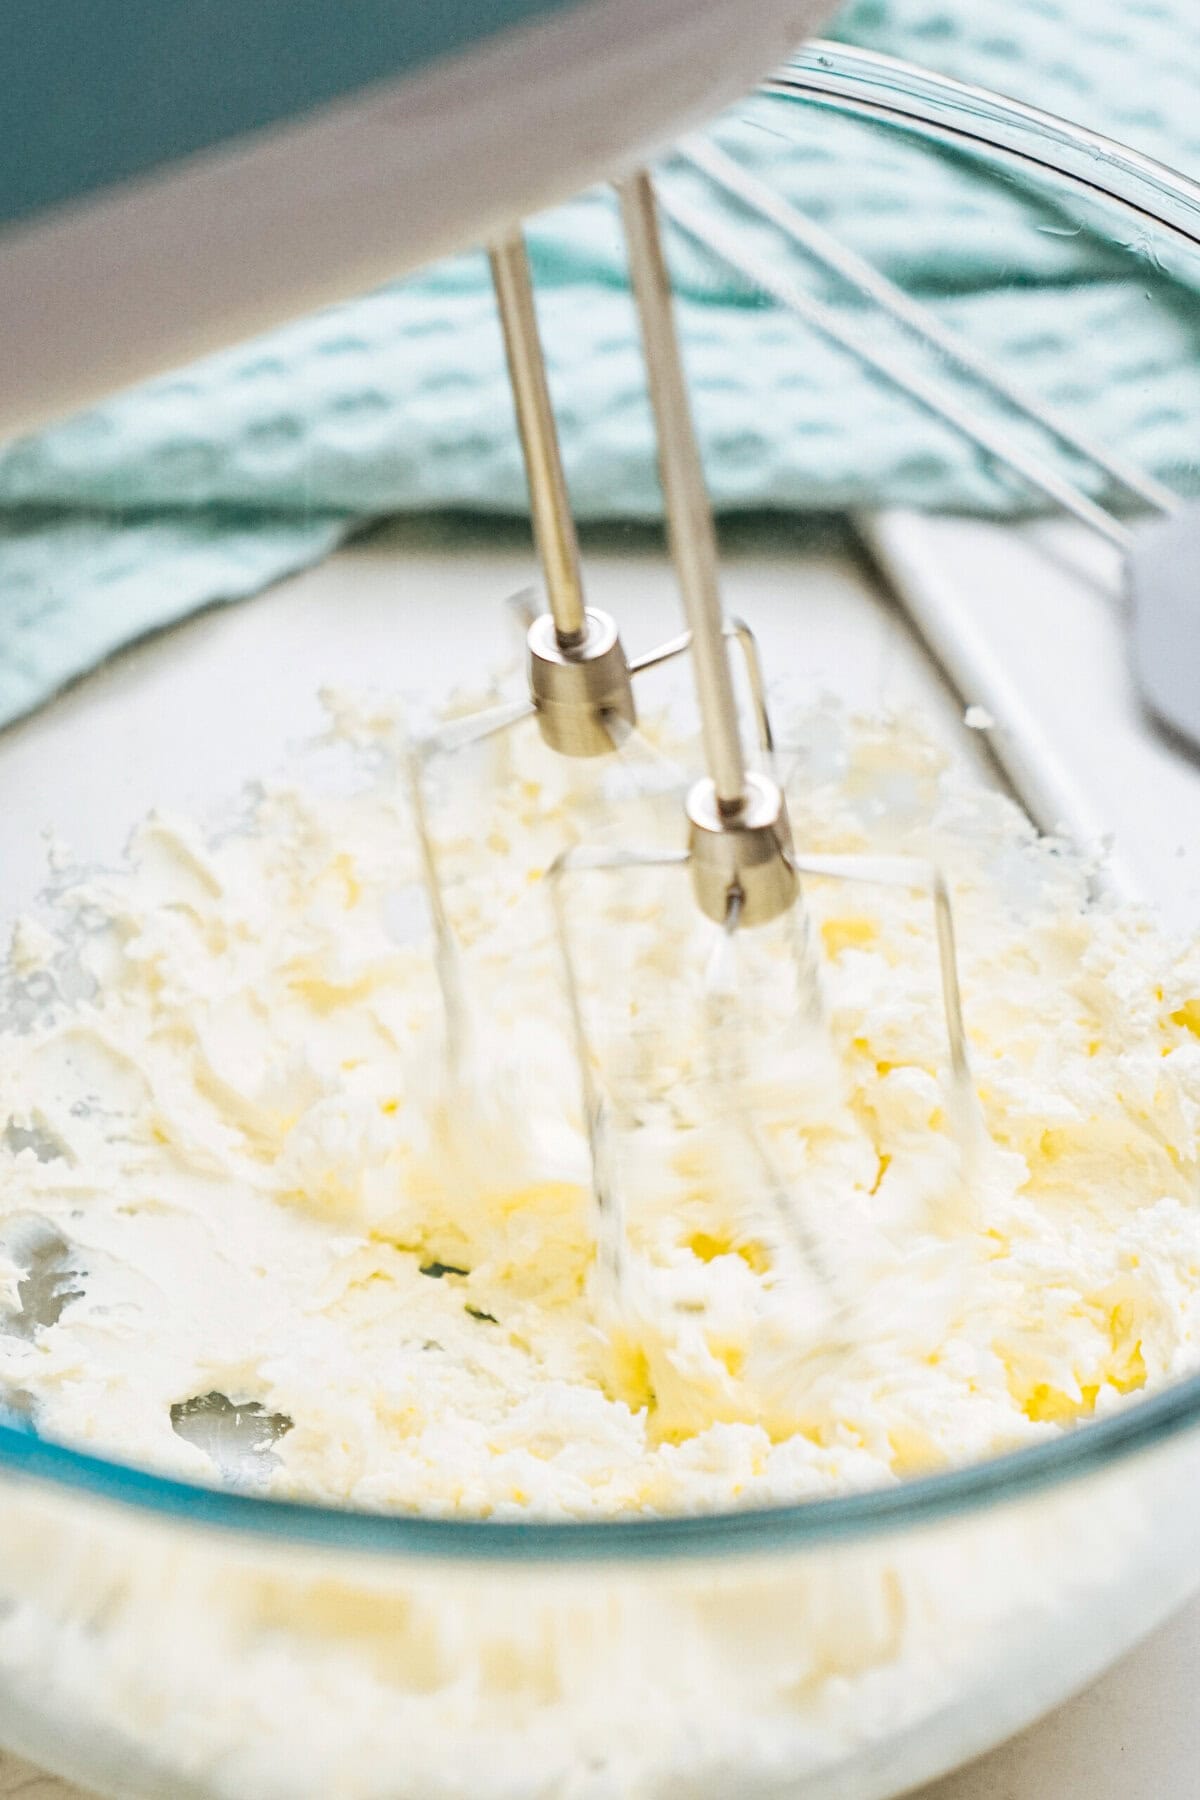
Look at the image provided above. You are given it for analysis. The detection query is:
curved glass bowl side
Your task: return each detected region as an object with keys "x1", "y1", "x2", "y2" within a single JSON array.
[
  {"x1": 771, "y1": 41, "x2": 1200, "y2": 272},
  {"x1": 2, "y1": 1418, "x2": 1200, "y2": 1800},
  {"x1": 3, "y1": 1360, "x2": 1200, "y2": 1560}
]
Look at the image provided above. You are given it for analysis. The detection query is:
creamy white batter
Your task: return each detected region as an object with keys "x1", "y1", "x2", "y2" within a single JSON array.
[{"x1": 2, "y1": 696, "x2": 1199, "y2": 1517}]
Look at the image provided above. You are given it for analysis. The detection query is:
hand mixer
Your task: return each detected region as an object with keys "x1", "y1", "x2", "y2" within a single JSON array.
[{"x1": 406, "y1": 166, "x2": 976, "y2": 1301}]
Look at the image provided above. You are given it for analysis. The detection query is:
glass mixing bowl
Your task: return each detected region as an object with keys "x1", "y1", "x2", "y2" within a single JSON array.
[{"x1": 2, "y1": 44, "x2": 1200, "y2": 1800}]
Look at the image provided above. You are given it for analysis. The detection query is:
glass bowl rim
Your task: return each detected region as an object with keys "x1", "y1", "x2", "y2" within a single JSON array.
[
  {"x1": 4, "y1": 1364, "x2": 1200, "y2": 1562},
  {"x1": 4, "y1": 43, "x2": 1200, "y2": 1563}
]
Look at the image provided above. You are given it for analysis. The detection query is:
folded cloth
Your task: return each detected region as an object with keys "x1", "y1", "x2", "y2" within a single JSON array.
[{"x1": 2, "y1": 0, "x2": 1199, "y2": 728}]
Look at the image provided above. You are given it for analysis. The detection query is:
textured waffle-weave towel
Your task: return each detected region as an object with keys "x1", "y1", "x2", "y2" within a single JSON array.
[{"x1": 2, "y1": 0, "x2": 1200, "y2": 726}]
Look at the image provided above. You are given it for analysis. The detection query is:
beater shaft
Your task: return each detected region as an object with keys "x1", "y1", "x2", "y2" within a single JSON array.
[
  {"x1": 618, "y1": 172, "x2": 747, "y2": 816},
  {"x1": 628, "y1": 617, "x2": 775, "y2": 760},
  {"x1": 618, "y1": 171, "x2": 798, "y2": 929},
  {"x1": 489, "y1": 231, "x2": 588, "y2": 648},
  {"x1": 490, "y1": 230, "x2": 639, "y2": 756}
]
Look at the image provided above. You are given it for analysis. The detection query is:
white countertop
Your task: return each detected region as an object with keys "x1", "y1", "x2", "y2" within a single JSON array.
[{"x1": 2, "y1": 512, "x2": 1197, "y2": 1800}]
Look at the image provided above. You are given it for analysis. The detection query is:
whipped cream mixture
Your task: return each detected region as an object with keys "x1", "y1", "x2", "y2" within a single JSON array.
[{"x1": 2, "y1": 697, "x2": 1199, "y2": 1516}]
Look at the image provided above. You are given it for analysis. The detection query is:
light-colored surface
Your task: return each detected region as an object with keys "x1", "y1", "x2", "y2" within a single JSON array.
[
  {"x1": 1, "y1": 511, "x2": 1198, "y2": 1797},
  {"x1": 864, "y1": 511, "x2": 1200, "y2": 931},
  {"x1": 0, "y1": 513, "x2": 987, "y2": 914}
]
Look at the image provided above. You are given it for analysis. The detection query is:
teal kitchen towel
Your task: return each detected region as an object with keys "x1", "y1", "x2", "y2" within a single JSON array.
[{"x1": 2, "y1": 0, "x2": 1199, "y2": 726}]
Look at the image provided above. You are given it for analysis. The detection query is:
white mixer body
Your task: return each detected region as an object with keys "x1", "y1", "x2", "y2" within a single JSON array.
[{"x1": 0, "y1": 0, "x2": 836, "y2": 439}]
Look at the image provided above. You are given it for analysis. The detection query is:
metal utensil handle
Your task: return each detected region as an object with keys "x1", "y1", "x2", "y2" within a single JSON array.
[{"x1": 658, "y1": 184, "x2": 1132, "y2": 552}]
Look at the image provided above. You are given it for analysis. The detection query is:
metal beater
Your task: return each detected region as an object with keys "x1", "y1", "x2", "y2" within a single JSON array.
[{"x1": 413, "y1": 168, "x2": 976, "y2": 1301}]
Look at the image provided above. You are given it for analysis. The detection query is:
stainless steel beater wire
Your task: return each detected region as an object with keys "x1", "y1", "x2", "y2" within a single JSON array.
[
  {"x1": 656, "y1": 186, "x2": 1134, "y2": 553},
  {"x1": 421, "y1": 695, "x2": 534, "y2": 757},
  {"x1": 704, "y1": 890, "x2": 838, "y2": 1295},
  {"x1": 629, "y1": 619, "x2": 776, "y2": 758},
  {"x1": 404, "y1": 750, "x2": 472, "y2": 1075},
  {"x1": 489, "y1": 233, "x2": 588, "y2": 648},
  {"x1": 683, "y1": 137, "x2": 1179, "y2": 520},
  {"x1": 548, "y1": 844, "x2": 690, "y2": 1301},
  {"x1": 617, "y1": 170, "x2": 749, "y2": 815},
  {"x1": 790, "y1": 852, "x2": 974, "y2": 1096}
]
